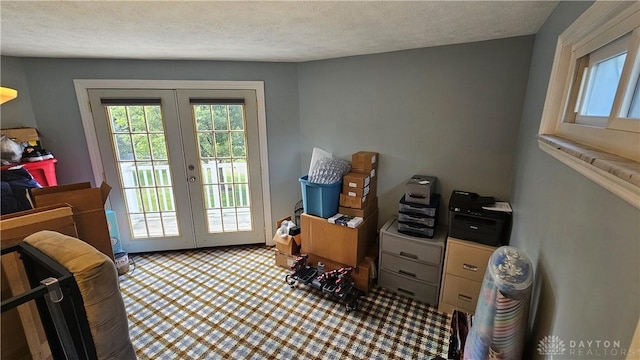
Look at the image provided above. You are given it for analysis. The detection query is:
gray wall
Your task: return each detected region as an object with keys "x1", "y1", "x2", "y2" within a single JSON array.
[
  {"x1": 297, "y1": 36, "x2": 534, "y2": 225},
  {"x1": 1, "y1": 57, "x2": 302, "y2": 225},
  {"x1": 0, "y1": 56, "x2": 37, "y2": 128},
  {"x1": 510, "y1": 1, "x2": 640, "y2": 358}
]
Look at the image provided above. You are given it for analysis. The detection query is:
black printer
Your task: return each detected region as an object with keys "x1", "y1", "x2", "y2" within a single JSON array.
[{"x1": 448, "y1": 190, "x2": 512, "y2": 246}]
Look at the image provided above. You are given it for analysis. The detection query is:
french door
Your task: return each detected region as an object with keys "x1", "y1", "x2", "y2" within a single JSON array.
[{"x1": 87, "y1": 88, "x2": 265, "y2": 252}]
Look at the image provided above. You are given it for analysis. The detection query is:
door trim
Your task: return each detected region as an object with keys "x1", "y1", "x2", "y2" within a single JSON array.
[{"x1": 74, "y1": 79, "x2": 273, "y2": 245}]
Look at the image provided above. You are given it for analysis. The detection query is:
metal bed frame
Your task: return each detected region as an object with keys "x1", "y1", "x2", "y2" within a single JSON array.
[{"x1": 1, "y1": 243, "x2": 98, "y2": 360}]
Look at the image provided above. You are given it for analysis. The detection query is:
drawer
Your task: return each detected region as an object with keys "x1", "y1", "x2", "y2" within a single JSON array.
[
  {"x1": 378, "y1": 269, "x2": 439, "y2": 306},
  {"x1": 399, "y1": 194, "x2": 439, "y2": 217},
  {"x1": 380, "y1": 252, "x2": 441, "y2": 284},
  {"x1": 380, "y1": 232, "x2": 444, "y2": 266},
  {"x1": 398, "y1": 212, "x2": 436, "y2": 227},
  {"x1": 446, "y1": 240, "x2": 494, "y2": 283},
  {"x1": 397, "y1": 221, "x2": 435, "y2": 238},
  {"x1": 441, "y1": 274, "x2": 482, "y2": 313},
  {"x1": 437, "y1": 301, "x2": 475, "y2": 316}
]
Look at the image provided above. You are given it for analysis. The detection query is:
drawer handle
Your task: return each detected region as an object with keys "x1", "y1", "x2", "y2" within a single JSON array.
[
  {"x1": 399, "y1": 251, "x2": 418, "y2": 260},
  {"x1": 408, "y1": 193, "x2": 426, "y2": 199},
  {"x1": 397, "y1": 288, "x2": 415, "y2": 296},
  {"x1": 458, "y1": 294, "x2": 473, "y2": 302},
  {"x1": 462, "y1": 263, "x2": 478, "y2": 272},
  {"x1": 469, "y1": 225, "x2": 479, "y2": 230},
  {"x1": 398, "y1": 270, "x2": 417, "y2": 278}
]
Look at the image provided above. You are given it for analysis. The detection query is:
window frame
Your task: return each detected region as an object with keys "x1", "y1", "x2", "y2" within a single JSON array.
[
  {"x1": 575, "y1": 33, "x2": 629, "y2": 126},
  {"x1": 538, "y1": 1, "x2": 640, "y2": 209}
]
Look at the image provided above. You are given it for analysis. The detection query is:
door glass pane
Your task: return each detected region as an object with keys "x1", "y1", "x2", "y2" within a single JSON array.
[
  {"x1": 198, "y1": 133, "x2": 214, "y2": 159},
  {"x1": 215, "y1": 133, "x2": 231, "y2": 158},
  {"x1": 194, "y1": 105, "x2": 213, "y2": 131},
  {"x1": 213, "y1": 105, "x2": 228, "y2": 130},
  {"x1": 150, "y1": 134, "x2": 168, "y2": 160},
  {"x1": 109, "y1": 106, "x2": 129, "y2": 132},
  {"x1": 229, "y1": 105, "x2": 244, "y2": 130},
  {"x1": 132, "y1": 134, "x2": 151, "y2": 160},
  {"x1": 207, "y1": 209, "x2": 223, "y2": 232},
  {"x1": 114, "y1": 134, "x2": 134, "y2": 161},
  {"x1": 128, "y1": 106, "x2": 147, "y2": 132},
  {"x1": 231, "y1": 132, "x2": 246, "y2": 157},
  {"x1": 146, "y1": 106, "x2": 163, "y2": 132},
  {"x1": 106, "y1": 104, "x2": 180, "y2": 238},
  {"x1": 192, "y1": 102, "x2": 252, "y2": 233}
]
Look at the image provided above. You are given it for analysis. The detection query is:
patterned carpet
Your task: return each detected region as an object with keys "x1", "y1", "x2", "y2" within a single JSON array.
[{"x1": 118, "y1": 245, "x2": 451, "y2": 359}]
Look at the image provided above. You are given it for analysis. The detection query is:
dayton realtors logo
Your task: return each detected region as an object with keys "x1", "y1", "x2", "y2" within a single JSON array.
[
  {"x1": 538, "y1": 335, "x2": 566, "y2": 356},
  {"x1": 537, "y1": 335, "x2": 633, "y2": 358}
]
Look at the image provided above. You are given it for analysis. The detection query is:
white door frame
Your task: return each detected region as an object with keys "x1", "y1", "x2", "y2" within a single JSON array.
[{"x1": 74, "y1": 79, "x2": 273, "y2": 245}]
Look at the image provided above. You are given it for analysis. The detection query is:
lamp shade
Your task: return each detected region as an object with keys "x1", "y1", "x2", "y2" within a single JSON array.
[{"x1": 0, "y1": 87, "x2": 18, "y2": 104}]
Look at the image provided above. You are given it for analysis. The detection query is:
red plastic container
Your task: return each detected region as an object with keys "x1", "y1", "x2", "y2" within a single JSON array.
[{"x1": 1, "y1": 158, "x2": 58, "y2": 186}]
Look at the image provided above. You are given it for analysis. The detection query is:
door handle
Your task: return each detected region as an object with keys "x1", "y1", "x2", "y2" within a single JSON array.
[{"x1": 188, "y1": 176, "x2": 196, "y2": 182}]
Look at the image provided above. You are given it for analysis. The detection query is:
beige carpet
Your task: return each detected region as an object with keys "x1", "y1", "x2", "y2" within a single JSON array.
[{"x1": 118, "y1": 245, "x2": 451, "y2": 359}]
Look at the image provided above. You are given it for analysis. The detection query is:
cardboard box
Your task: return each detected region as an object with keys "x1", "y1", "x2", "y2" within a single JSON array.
[
  {"x1": 274, "y1": 250, "x2": 299, "y2": 269},
  {"x1": 342, "y1": 184, "x2": 370, "y2": 198},
  {"x1": 301, "y1": 210, "x2": 378, "y2": 267},
  {"x1": 274, "y1": 233, "x2": 302, "y2": 255},
  {"x1": 339, "y1": 193, "x2": 371, "y2": 209},
  {"x1": 340, "y1": 197, "x2": 378, "y2": 219},
  {"x1": 0, "y1": 204, "x2": 77, "y2": 359},
  {"x1": 343, "y1": 172, "x2": 370, "y2": 189},
  {"x1": 352, "y1": 151, "x2": 379, "y2": 170},
  {"x1": 352, "y1": 167, "x2": 377, "y2": 180},
  {"x1": 1, "y1": 127, "x2": 40, "y2": 147},
  {"x1": 31, "y1": 182, "x2": 114, "y2": 260},
  {"x1": 0, "y1": 205, "x2": 78, "y2": 250},
  {"x1": 273, "y1": 216, "x2": 302, "y2": 255}
]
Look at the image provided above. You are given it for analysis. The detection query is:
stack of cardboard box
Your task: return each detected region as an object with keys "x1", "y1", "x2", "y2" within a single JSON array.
[
  {"x1": 339, "y1": 151, "x2": 378, "y2": 218},
  {"x1": 273, "y1": 217, "x2": 302, "y2": 269},
  {"x1": 293, "y1": 151, "x2": 380, "y2": 293}
]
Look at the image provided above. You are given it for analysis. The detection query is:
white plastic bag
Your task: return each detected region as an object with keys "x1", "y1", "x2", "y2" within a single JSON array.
[
  {"x1": 278, "y1": 220, "x2": 296, "y2": 237},
  {"x1": 0, "y1": 134, "x2": 24, "y2": 165},
  {"x1": 308, "y1": 147, "x2": 332, "y2": 176}
]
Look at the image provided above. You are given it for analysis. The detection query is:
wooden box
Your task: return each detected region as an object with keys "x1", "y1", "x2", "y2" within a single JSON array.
[
  {"x1": 300, "y1": 210, "x2": 377, "y2": 267},
  {"x1": 1, "y1": 204, "x2": 79, "y2": 360}
]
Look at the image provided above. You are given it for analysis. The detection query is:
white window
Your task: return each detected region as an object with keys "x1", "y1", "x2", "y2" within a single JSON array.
[
  {"x1": 575, "y1": 34, "x2": 630, "y2": 125},
  {"x1": 538, "y1": 1, "x2": 640, "y2": 209}
]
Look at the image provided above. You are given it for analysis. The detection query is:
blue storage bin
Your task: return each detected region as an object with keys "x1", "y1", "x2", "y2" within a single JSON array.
[{"x1": 299, "y1": 175, "x2": 342, "y2": 218}]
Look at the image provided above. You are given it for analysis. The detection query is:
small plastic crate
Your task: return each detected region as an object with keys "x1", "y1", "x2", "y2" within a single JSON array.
[
  {"x1": 1, "y1": 158, "x2": 58, "y2": 187},
  {"x1": 397, "y1": 221, "x2": 436, "y2": 238},
  {"x1": 398, "y1": 212, "x2": 436, "y2": 227},
  {"x1": 399, "y1": 193, "x2": 440, "y2": 217},
  {"x1": 299, "y1": 175, "x2": 342, "y2": 218}
]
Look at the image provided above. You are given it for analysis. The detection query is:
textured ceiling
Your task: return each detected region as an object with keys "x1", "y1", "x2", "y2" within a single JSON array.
[{"x1": 0, "y1": 1, "x2": 559, "y2": 62}]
